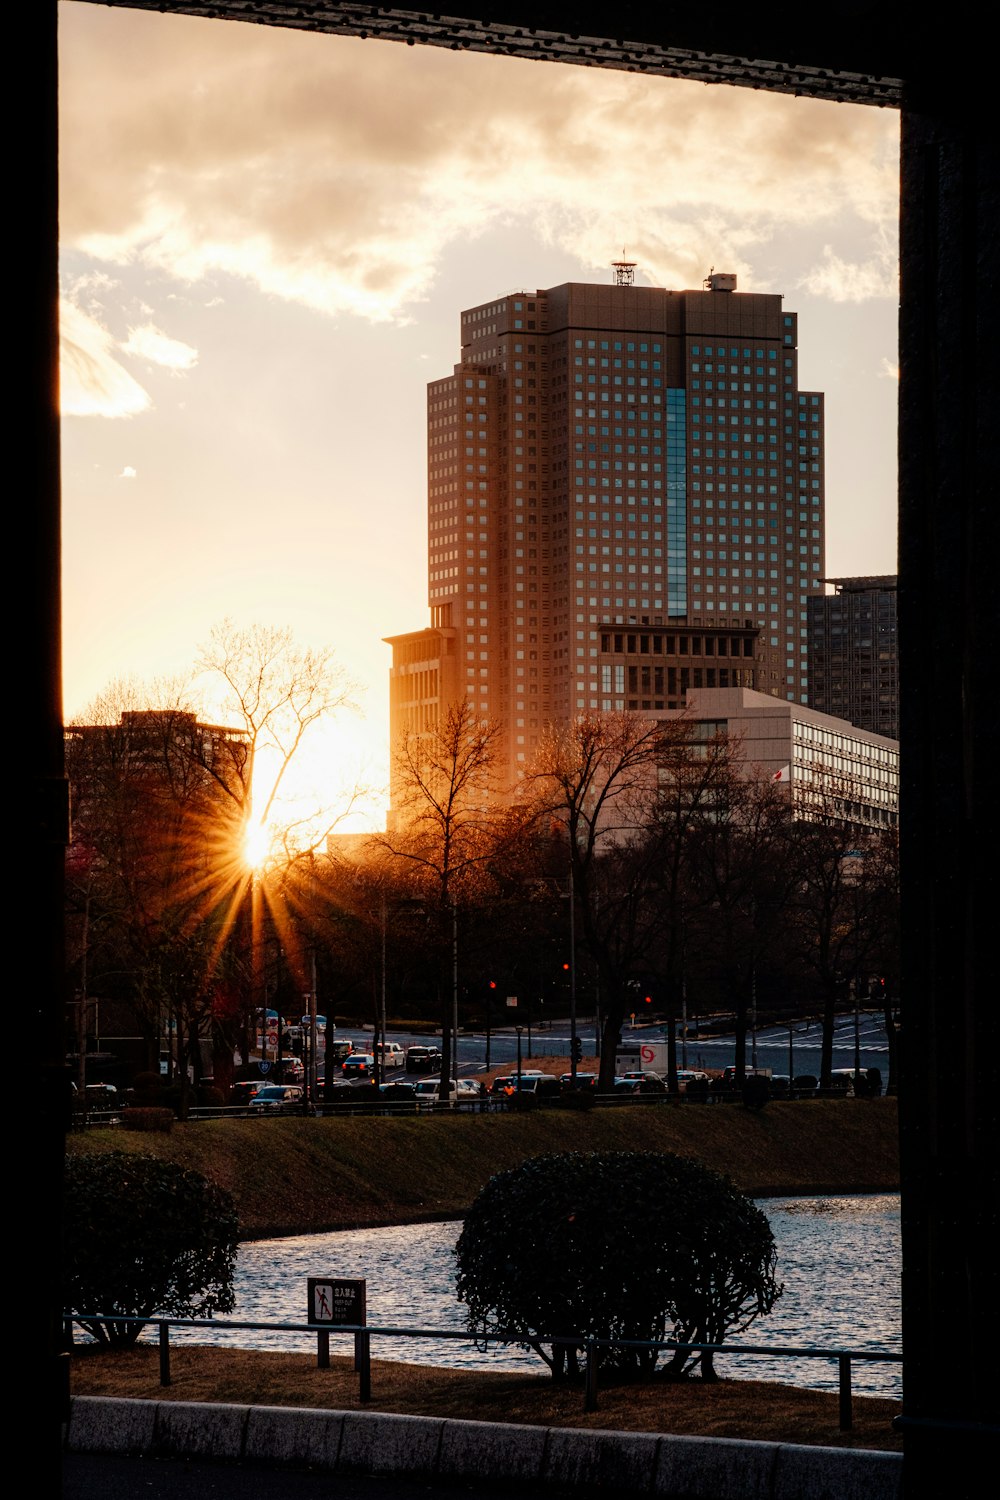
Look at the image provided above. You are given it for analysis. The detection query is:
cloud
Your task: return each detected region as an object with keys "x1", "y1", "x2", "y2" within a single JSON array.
[
  {"x1": 879, "y1": 358, "x2": 900, "y2": 381},
  {"x1": 59, "y1": 6, "x2": 900, "y2": 323},
  {"x1": 122, "y1": 323, "x2": 199, "y2": 370},
  {"x1": 117, "y1": 465, "x2": 137, "y2": 479},
  {"x1": 60, "y1": 299, "x2": 151, "y2": 418},
  {"x1": 798, "y1": 228, "x2": 898, "y2": 302}
]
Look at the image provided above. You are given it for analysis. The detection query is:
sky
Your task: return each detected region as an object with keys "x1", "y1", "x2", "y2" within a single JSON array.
[{"x1": 58, "y1": 2, "x2": 901, "y2": 833}]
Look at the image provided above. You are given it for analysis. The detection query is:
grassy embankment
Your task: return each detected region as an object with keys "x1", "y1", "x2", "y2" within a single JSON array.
[{"x1": 67, "y1": 1094, "x2": 899, "y2": 1240}]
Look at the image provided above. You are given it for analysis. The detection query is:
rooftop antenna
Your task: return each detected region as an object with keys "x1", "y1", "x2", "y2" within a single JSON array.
[{"x1": 612, "y1": 249, "x2": 636, "y2": 286}]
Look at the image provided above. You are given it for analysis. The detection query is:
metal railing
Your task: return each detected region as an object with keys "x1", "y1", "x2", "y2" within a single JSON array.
[{"x1": 65, "y1": 1313, "x2": 900, "y2": 1430}]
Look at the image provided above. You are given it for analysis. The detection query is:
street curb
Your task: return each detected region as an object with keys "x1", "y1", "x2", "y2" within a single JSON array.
[{"x1": 65, "y1": 1397, "x2": 902, "y2": 1498}]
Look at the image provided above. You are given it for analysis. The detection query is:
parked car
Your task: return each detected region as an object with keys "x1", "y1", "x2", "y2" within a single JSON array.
[
  {"x1": 378, "y1": 1081, "x2": 417, "y2": 1101},
  {"x1": 376, "y1": 1081, "x2": 418, "y2": 1114},
  {"x1": 342, "y1": 1053, "x2": 376, "y2": 1079},
  {"x1": 675, "y1": 1069, "x2": 710, "y2": 1094},
  {"x1": 413, "y1": 1077, "x2": 457, "y2": 1107},
  {"x1": 455, "y1": 1078, "x2": 482, "y2": 1101},
  {"x1": 231, "y1": 1080, "x2": 265, "y2": 1106},
  {"x1": 621, "y1": 1070, "x2": 666, "y2": 1093},
  {"x1": 560, "y1": 1071, "x2": 599, "y2": 1091},
  {"x1": 247, "y1": 1084, "x2": 305, "y2": 1115},
  {"x1": 405, "y1": 1045, "x2": 443, "y2": 1074}
]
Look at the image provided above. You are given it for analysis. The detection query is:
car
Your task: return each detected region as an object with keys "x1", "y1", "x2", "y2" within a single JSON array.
[
  {"x1": 621, "y1": 1070, "x2": 666, "y2": 1092},
  {"x1": 247, "y1": 1084, "x2": 305, "y2": 1114},
  {"x1": 376, "y1": 1041, "x2": 406, "y2": 1068},
  {"x1": 231, "y1": 1080, "x2": 265, "y2": 1106},
  {"x1": 560, "y1": 1071, "x2": 599, "y2": 1091},
  {"x1": 414, "y1": 1077, "x2": 457, "y2": 1107},
  {"x1": 675, "y1": 1069, "x2": 710, "y2": 1094},
  {"x1": 375, "y1": 1081, "x2": 418, "y2": 1114},
  {"x1": 378, "y1": 1081, "x2": 417, "y2": 1101},
  {"x1": 342, "y1": 1053, "x2": 376, "y2": 1079},
  {"x1": 455, "y1": 1078, "x2": 482, "y2": 1101},
  {"x1": 405, "y1": 1045, "x2": 442, "y2": 1074}
]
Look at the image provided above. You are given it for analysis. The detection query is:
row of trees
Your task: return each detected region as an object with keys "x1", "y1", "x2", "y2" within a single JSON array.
[
  {"x1": 65, "y1": 633, "x2": 900, "y2": 1105},
  {"x1": 361, "y1": 700, "x2": 899, "y2": 1093}
]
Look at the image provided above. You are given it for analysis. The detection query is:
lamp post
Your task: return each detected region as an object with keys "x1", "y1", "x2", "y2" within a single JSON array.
[
  {"x1": 568, "y1": 862, "x2": 578, "y2": 1086},
  {"x1": 485, "y1": 981, "x2": 495, "y2": 1070}
]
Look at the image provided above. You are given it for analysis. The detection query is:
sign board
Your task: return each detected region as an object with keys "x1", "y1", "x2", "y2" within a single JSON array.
[
  {"x1": 308, "y1": 1277, "x2": 367, "y2": 1327},
  {"x1": 506, "y1": 996, "x2": 518, "y2": 1007}
]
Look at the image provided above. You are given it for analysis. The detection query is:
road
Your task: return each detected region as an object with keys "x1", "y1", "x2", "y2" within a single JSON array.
[{"x1": 324, "y1": 1011, "x2": 892, "y2": 1081}]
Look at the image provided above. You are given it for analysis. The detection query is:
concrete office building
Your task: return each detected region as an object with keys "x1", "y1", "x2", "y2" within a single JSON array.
[
  {"x1": 387, "y1": 271, "x2": 825, "y2": 793},
  {"x1": 681, "y1": 687, "x2": 899, "y2": 830},
  {"x1": 808, "y1": 575, "x2": 899, "y2": 741}
]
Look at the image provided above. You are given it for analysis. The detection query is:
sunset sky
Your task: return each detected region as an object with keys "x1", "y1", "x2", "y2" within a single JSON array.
[{"x1": 58, "y1": 2, "x2": 900, "y2": 831}]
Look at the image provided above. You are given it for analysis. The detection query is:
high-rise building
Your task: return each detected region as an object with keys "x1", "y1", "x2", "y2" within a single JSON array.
[
  {"x1": 807, "y1": 575, "x2": 899, "y2": 741},
  {"x1": 387, "y1": 272, "x2": 825, "y2": 793}
]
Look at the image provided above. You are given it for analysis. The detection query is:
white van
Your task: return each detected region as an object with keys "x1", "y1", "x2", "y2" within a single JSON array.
[{"x1": 376, "y1": 1041, "x2": 406, "y2": 1068}]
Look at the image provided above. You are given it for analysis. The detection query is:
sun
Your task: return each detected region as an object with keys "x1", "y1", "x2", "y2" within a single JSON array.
[{"x1": 242, "y1": 819, "x2": 273, "y2": 871}]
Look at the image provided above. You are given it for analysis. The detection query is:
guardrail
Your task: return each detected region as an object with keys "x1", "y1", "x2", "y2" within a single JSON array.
[
  {"x1": 68, "y1": 1078, "x2": 886, "y2": 1127},
  {"x1": 64, "y1": 1313, "x2": 899, "y2": 1431}
]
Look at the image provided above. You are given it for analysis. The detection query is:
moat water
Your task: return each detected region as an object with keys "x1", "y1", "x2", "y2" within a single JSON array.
[{"x1": 172, "y1": 1193, "x2": 901, "y2": 1396}]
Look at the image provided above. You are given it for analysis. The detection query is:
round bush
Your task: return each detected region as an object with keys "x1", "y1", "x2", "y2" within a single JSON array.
[
  {"x1": 64, "y1": 1151, "x2": 238, "y2": 1346},
  {"x1": 456, "y1": 1150, "x2": 780, "y2": 1381}
]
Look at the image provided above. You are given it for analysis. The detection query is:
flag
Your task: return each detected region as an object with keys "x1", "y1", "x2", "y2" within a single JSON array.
[{"x1": 771, "y1": 764, "x2": 790, "y2": 783}]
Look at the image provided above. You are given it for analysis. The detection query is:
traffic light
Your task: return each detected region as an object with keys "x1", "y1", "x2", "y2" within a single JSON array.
[{"x1": 571, "y1": 1036, "x2": 583, "y2": 1063}]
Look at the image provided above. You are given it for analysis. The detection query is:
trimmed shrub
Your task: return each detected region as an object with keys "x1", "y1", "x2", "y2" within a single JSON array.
[
  {"x1": 64, "y1": 1151, "x2": 237, "y2": 1347},
  {"x1": 456, "y1": 1150, "x2": 780, "y2": 1381}
]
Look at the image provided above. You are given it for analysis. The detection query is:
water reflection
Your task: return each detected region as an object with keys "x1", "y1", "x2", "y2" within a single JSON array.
[{"x1": 176, "y1": 1194, "x2": 900, "y2": 1397}]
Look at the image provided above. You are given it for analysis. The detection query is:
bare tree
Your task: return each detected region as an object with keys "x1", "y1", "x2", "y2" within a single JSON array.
[
  {"x1": 528, "y1": 712, "x2": 665, "y2": 1089},
  {"x1": 644, "y1": 728, "x2": 746, "y2": 1090},
  {"x1": 197, "y1": 619, "x2": 359, "y2": 847},
  {"x1": 371, "y1": 699, "x2": 524, "y2": 1094},
  {"x1": 196, "y1": 621, "x2": 361, "y2": 1085},
  {"x1": 684, "y1": 772, "x2": 799, "y2": 1084}
]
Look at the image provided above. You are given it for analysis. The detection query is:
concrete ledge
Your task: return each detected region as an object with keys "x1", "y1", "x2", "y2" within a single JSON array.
[
  {"x1": 339, "y1": 1411, "x2": 444, "y2": 1476},
  {"x1": 66, "y1": 1396, "x2": 157, "y2": 1454},
  {"x1": 65, "y1": 1396, "x2": 903, "y2": 1498},
  {"x1": 244, "y1": 1405, "x2": 343, "y2": 1470},
  {"x1": 773, "y1": 1442, "x2": 902, "y2": 1500},
  {"x1": 544, "y1": 1427, "x2": 662, "y2": 1491},
  {"x1": 438, "y1": 1416, "x2": 548, "y2": 1481},
  {"x1": 654, "y1": 1433, "x2": 779, "y2": 1499},
  {"x1": 154, "y1": 1399, "x2": 248, "y2": 1460}
]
